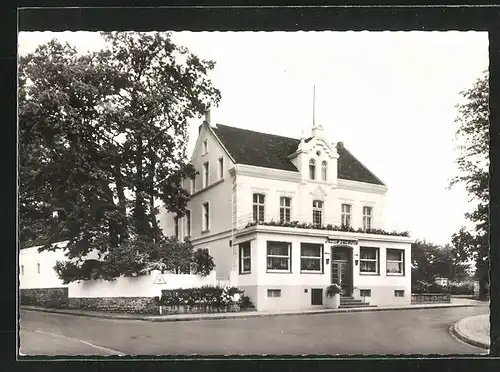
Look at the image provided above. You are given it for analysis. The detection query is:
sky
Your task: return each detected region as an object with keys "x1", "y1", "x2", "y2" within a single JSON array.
[{"x1": 18, "y1": 31, "x2": 489, "y2": 246}]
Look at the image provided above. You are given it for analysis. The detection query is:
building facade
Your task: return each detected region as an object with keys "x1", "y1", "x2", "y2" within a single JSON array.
[{"x1": 158, "y1": 118, "x2": 413, "y2": 311}]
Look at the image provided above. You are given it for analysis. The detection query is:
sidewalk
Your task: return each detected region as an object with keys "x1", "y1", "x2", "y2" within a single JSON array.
[
  {"x1": 20, "y1": 298, "x2": 483, "y2": 323},
  {"x1": 453, "y1": 314, "x2": 490, "y2": 349}
]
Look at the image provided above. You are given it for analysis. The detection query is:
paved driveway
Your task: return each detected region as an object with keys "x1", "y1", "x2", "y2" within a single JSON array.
[{"x1": 19, "y1": 305, "x2": 489, "y2": 356}]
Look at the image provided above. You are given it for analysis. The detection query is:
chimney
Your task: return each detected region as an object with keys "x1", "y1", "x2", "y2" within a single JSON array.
[{"x1": 204, "y1": 108, "x2": 211, "y2": 126}]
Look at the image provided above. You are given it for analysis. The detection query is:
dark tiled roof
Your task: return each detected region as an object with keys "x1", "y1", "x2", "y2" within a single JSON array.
[{"x1": 211, "y1": 124, "x2": 385, "y2": 186}]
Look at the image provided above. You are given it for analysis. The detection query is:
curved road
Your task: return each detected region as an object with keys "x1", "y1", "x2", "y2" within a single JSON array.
[{"x1": 20, "y1": 305, "x2": 488, "y2": 356}]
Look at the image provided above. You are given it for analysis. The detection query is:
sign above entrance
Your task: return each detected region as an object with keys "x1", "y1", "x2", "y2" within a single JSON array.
[{"x1": 326, "y1": 237, "x2": 358, "y2": 245}]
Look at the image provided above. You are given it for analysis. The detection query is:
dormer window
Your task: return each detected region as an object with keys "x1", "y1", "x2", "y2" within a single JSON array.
[
  {"x1": 321, "y1": 161, "x2": 328, "y2": 181},
  {"x1": 309, "y1": 159, "x2": 316, "y2": 180}
]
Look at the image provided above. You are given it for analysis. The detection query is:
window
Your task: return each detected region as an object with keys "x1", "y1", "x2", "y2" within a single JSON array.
[
  {"x1": 386, "y1": 249, "x2": 404, "y2": 275},
  {"x1": 185, "y1": 210, "x2": 191, "y2": 237},
  {"x1": 37, "y1": 263, "x2": 40, "y2": 274},
  {"x1": 267, "y1": 289, "x2": 281, "y2": 298},
  {"x1": 267, "y1": 241, "x2": 291, "y2": 272},
  {"x1": 309, "y1": 159, "x2": 316, "y2": 180},
  {"x1": 218, "y1": 157, "x2": 224, "y2": 179},
  {"x1": 394, "y1": 290, "x2": 405, "y2": 297},
  {"x1": 321, "y1": 161, "x2": 328, "y2": 181},
  {"x1": 203, "y1": 161, "x2": 210, "y2": 188},
  {"x1": 341, "y1": 204, "x2": 352, "y2": 228},
  {"x1": 203, "y1": 139, "x2": 208, "y2": 154},
  {"x1": 239, "y1": 241, "x2": 251, "y2": 274},
  {"x1": 360, "y1": 247, "x2": 379, "y2": 274},
  {"x1": 174, "y1": 216, "x2": 180, "y2": 239},
  {"x1": 363, "y1": 206, "x2": 372, "y2": 230},
  {"x1": 301, "y1": 243, "x2": 323, "y2": 272},
  {"x1": 21, "y1": 265, "x2": 24, "y2": 276},
  {"x1": 279, "y1": 197, "x2": 291, "y2": 223},
  {"x1": 312, "y1": 200, "x2": 323, "y2": 226},
  {"x1": 253, "y1": 193, "x2": 265, "y2": 222},
  {"x1": 360, "y1": 289, "x2": 371, "y2": 297},
  {"x1": 202, "y1": 202, "x2": 210, "y2": 231},
  {"x1": 191, "y1": 178, "x2": 196, "y2": 194}
]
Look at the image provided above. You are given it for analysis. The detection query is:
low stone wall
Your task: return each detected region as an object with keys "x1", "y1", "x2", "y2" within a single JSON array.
[
  {"x1": 160, "y1": 304, "x2": 240, "y2": 314},
  {"x1": 411, "y1": 293, "x2": 451, "y2": 304},
  {"x1": 20, "y1": 287, "x2": 69, "y2": 308},
  {"x1": 68, "y1": 297, "x2": 157, "y2": 314}
]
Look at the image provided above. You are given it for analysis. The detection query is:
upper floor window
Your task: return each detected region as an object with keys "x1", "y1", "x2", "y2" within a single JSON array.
[
  {"x1": 190, "y1": 177, "x2": 196, "y2": 194},
  {"x1": 386, "y1": 249, "x2": 404, "y2": 275},
  {"x1": 185, "y1": 210, "x2": 191, "y2": 237},
  {"x1": 21, "y1": 265, "x2": 24, "y2": 276},
  {"x1": 341, "y1": 203, "x2": 352, "y2": 228},
  {"x1": 203, "y1": 161, "x2": 210, "y2": 188},
  {"x1": 312, "y1": 200, "x2": 324, "y2": 226},
  {"x1": 37, "y1": 263, "x2": 40, "y2": 274},
  {"x1": 253, "y1": 193, "x2": 265, "y2": 222},
  {"x1": 279, "y1": 197, "x2": 291, "y2": 223},
  {"x1": 218, "y1": 157, "x2": 224, "y2": 179},
  {"x1": 309, "y1": 159, "x2": 316, "y2": 180},
  {"x1": 202, "y1": 202, "x2": 210, "y2": 231},
  {"x1": 174, "y1": 216, "x2": 180, "y2": 239},
  {"x1": 203, "y1": 139, "x2": 208, "y2": 155},
  {"x1": 321, "y1": 161, "x2": 328, "y2": 181},
  {"x1": 363, "y1": 206, "x2": 373, "y2": 230}
]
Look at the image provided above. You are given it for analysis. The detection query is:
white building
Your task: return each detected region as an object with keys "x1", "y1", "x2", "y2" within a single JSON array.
[{"x1": 159, "y1": 117, "x2": 413, "y2": 311}]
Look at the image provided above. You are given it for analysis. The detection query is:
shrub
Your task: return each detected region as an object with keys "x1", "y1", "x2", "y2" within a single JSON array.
[
  {"x1": 190, "y1": 249, "x2": 215, "y2": 277},
  {"x1": 326, "y1": 284, "x2": 342, "y2": 297},
  {"x1": 160, "y1": 285, "x2": 244, "y2": 309}
]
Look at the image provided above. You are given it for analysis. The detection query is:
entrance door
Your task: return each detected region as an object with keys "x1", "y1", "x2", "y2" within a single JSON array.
[{"x1": 331, "y1": 246, "x2": 353, "y2": 296}]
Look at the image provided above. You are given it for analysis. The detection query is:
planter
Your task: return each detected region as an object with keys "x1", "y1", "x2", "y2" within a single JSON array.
[{"x1": 325, "y1": 293, "x2": 340, "y2": 309}]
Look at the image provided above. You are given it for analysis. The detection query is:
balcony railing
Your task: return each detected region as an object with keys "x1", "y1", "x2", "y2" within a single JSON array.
[{"x1": 233, "y1": 213, "x2": 410, "y2": 237}]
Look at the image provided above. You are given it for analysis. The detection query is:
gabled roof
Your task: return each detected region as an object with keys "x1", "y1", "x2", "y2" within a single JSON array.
[{"x1": 211, "y1": 124, "x2": 385, "y2": 186}]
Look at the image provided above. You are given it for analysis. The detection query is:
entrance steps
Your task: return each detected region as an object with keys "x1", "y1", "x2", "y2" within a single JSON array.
[{"x1": 339, "y1": 296, "x2": 376, "y2": 309}]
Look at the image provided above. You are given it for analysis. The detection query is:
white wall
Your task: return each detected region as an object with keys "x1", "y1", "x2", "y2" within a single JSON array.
[{"x1": 19, "y1": 245, "x2": 218, "y2": 297}]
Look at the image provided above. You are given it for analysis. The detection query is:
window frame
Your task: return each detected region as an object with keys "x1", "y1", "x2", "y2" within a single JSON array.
[
  {"x1": 309, "y1": 159, "x2": 316, "y2": 180},
  {"x1": 321, "y1": 160, "x2": 328, "y2": 181},
  {"x1": 279, "y1": 196, "x2": 291, "y2": 223},
  {"x1": 360, "y1": 289, "x2": 372, "y2": 297},
  {"x1": 190, "y1": 177, "x2": 196, "y2": 194},
  {"x1": 218, "y1": 157, "x2": 224, "y2": 179},
  {"x1": 359, "y1": 246, "x2": 380, "y2": 275},
  {"x1": 239, "y1": 241, "x2": 251, "y2": 274},
  {"x1": 21, "y1": 265, "x2": 24, "y2": 276},
  {"x1": 394, "y1": 290, "x2": 405, "y2": 297},
  {"x1": 203, "y1": 139, "x2": 208, "y2": 155},
  {"x1": 203, "y1": 161, "x2": 210, "y2": 188},
  {"x1": 252, "y1": 193, "x2": 266, "y2": 222},
  {"x1": 266, "y1": 241, "x2": 292, "y2": 273},
  {"x1": 341, "y1": 203, "x2": 352, "y2": 228},
  {"x1": 37, "y1": 263, "x2": 40, "y2": 274},
  {"x1": 312, "y1": 200, "x2": 324, "y2": 226},
  {"x1": 363, "y1": 206, "x2": 373, "y2": 230},
  {"x1": 202, "y1": 202, "x2": 210, "y2": 232},
  {"x1": 300, "y1": 243, "x2": 324, "y2": 273},
  {"x1": 174, "y1": 216, "x2": 180, "y2": 239},
  {"x1": 267, "y1": 289, "x2": 282, "y2": 298},
  {"x1": 386, "y1": 248, "x2": 405, "y2": 276}
]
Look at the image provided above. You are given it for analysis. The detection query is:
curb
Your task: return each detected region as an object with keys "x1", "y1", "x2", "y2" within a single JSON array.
[
  {"x1": 21, "y1": 303, "x2": 475, "y2": 323},
  {"x1": 451, "y1": 317, "x2": 490, "y2": 350}
]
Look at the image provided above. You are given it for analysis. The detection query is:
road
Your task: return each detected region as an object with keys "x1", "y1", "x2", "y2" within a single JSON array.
[{"x1": 19, "y1": 305, "x2": 489, "y2": 356}]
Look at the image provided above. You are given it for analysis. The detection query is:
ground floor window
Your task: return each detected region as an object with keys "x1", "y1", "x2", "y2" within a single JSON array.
[
  {"x1": 267, "y1": 241, "x2": 291, "y2": 272},
  {"x1": 267, "y1": 289, "x2": 281, "y2": 298},
  {"x1": 239, "y1": 241, "x2": 251, "y2": 274},
  {"x1": 386, "y1": 249, "x2": 404, "y2": 275},
  {"x1": 300, "y1": 243, "x2": 323, "y2": 272},
  {"x1": 394, "y1": 290, "x2": 405, "y2": 297},
  {"x1": 359, "y1": 247, "x2": 379, "y2": 274}
]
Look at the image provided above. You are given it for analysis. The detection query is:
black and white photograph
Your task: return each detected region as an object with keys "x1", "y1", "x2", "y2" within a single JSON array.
[{"x1": 18, "y1": 29, "x2": 490, "y2": 356}]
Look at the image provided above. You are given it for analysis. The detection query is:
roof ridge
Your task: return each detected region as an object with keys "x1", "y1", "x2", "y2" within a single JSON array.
[{"x1": 214, "y1": 124, "x2": 300, "y2": 142}]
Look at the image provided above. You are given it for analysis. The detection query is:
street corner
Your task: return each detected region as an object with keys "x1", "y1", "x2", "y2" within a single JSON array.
[{"x1": 452, "y1": 314, "x2": 490, "y2": 350}]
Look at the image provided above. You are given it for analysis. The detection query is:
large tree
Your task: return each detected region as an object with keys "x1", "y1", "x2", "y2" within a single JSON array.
[
  {"x1": 19, "y1": 32, "x2": 221, "y2": 281},
  {"x1": 449, "y1": 72, "x2": 489, "y2": 299}
]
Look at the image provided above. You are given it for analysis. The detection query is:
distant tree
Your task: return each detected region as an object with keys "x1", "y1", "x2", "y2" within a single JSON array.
[
  {"x1": 411, "y1": 239, "x2": 470, "y2": 291},
  {"x1": 19, "y1": 32, "x2": 221, "y2": 282},
  {"x1": 449, "y1": 72, "x2": 489, "y2": 300}
]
